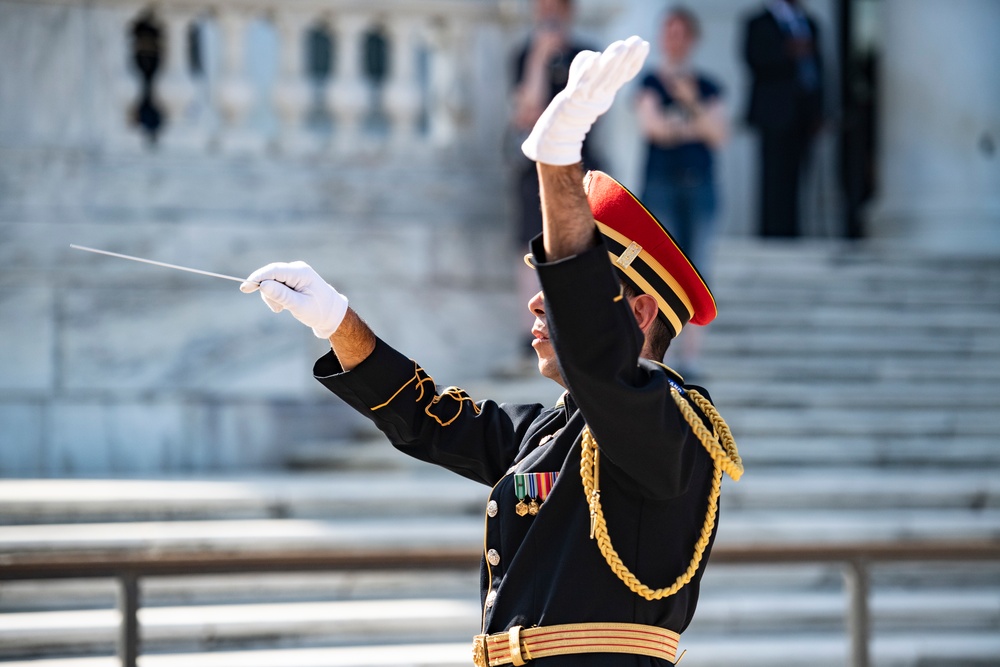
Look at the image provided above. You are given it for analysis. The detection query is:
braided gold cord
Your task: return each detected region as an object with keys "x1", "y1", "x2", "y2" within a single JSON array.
[
  {"x1": 579, "y1": 387, "x2": 742, "y2": 600},
  {"x1": 674, "y1": 388, "x2": 743, "y2": 482}
]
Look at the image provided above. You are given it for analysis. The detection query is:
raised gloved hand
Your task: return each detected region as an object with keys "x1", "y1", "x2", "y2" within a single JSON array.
[
  {"x1": 240, "y1": 261, "x2": 348, "y2": 339},
  {"x1": 521, "y1": 35, "x2": 649, "y2": 166}
]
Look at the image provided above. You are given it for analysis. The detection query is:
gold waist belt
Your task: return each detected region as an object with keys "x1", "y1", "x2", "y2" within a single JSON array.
[{"x1": 472, "y1": 622, "x2": 680, "y2": 666}]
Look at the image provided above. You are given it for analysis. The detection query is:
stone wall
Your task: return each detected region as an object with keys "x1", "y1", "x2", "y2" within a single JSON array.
[
  {"x1": 0, "y1": 0, "x2": 520, "y2": 475},
  {"x1": 1, "y1": 153, "x2": 520, "y2": 475}
]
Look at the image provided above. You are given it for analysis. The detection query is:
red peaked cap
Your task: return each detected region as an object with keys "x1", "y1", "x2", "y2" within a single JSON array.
[{"x1": 584, "y1": 170, "x2": 717, "y2": 338}]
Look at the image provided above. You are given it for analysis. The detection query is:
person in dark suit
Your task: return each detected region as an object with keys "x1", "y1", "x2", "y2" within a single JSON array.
[
  {"x1": 742, "y1": 0, "x2": 823, "y2": 237},
  {"x1": 241, "y1": 38, "x2": 742, "y2": 666}
]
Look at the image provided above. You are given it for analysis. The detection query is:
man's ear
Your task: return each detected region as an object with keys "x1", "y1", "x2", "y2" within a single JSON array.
[{"x1": 630, "y1": 293, "x2": 660, "y2": 335}]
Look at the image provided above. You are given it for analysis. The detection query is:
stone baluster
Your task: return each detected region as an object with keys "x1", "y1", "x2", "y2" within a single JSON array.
[
  {"x1": 158, "y1": 7, "x2": 202, "y2": 151},
  {"x1": 326, "y1": 14, "x2": 370, "y2": 153},
  {"x1": 215, "y1": 8, "x2": 258, "y2": 152},
  {"x1": 271, "y1": 8, "x2": 313, "y2": 155},
  {"x1": 426, "y1": 16, "x2": 469, "y2": 148},
  {"x1": 383, "y1": 16, "x2": 422, "y2": 147},
  {"x1": 106, "y1": 5, "x2": 145, "y2": 152}
]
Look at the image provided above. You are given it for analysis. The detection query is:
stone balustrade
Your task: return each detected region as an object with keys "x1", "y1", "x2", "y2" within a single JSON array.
[{"x1": 99, "y1": 0, "x2": 506, "y2": 154}]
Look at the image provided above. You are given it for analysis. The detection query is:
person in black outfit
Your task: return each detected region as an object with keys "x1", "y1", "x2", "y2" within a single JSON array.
[
  {"x1": 510, "y1": 0, "x2": 600, "y2": 342},
  {"x1": 241, "y1": 38, "x2": 741, "y2": 666},
  {"x1": 742, "y1": 0, "x2": 823, "y2": 237}
]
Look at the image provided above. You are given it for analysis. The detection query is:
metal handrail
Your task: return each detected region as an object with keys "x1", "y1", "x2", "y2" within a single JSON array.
[{"x1": 3, "y1": 539, "x2": 999, "y2": 667}]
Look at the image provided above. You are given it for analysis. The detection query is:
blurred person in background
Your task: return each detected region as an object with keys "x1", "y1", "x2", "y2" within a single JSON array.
[
  {"x1": 742, "y1": 0, "x2": 823, "y2": 238},
  {"x1": 509, "y1": 0, "x2": 600, "y2": 357},
  {"x1": 636, "y1": 5, "x2": 728, "y2": 378}
]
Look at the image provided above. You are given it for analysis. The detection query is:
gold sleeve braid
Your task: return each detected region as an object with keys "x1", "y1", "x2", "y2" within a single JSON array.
[{"x1": 581, "y1": 387, "x2": 743, "y2": 601}]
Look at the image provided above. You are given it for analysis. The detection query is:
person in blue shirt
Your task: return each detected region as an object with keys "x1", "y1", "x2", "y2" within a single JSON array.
[{"x1": 636, "y1": 6, "x2": 728, "y2": 376}]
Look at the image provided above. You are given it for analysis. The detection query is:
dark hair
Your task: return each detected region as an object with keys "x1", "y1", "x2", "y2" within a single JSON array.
[
  {"x1": 666, "y1": 5, "x2": 701, "y2": 40},
  {"x1": 620, "y1": 280, "x2": 673, "y2": 361}
]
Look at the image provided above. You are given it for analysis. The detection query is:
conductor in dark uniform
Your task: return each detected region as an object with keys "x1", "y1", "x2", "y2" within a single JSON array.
[
  {"x1": 742, "y1": 0, "x2": 823, "y2": 237},
  {"x1": 241, "y1": 37, "x2": 741, "y2": 666}
]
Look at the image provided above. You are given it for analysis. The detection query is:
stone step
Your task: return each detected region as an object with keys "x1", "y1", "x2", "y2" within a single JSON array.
[
  {"x1": 701, "y1": 561, "x2": 1000, "y2": 593},
  {"x1": 285, "y1": 440, "x2": 431, "y2": 472},
  {"x1": 5, "y1": 562, "x2": 998, "y2": 613},
  {"x1": 0, "y1": 598, "x2": 482, "y2": 657},
  {"x1": 714, "y1": 273, "x2": 1000, "y2": 297},
  {"x1": 0, "y1": 632, "x2": 998, "y2": 667},
  {"x1": 735, "y1": 435, "x2": 1000, "y2": 467},
  {"x1": 714, "y1": 264, "x2": 1000, "y2": 288},
  {"x1": 1, "y1": 509, "x2": 996, "y2": 558},
  {"x1": 0, "y1": 570, "x2": 480, "y2": 612},
  {"x1": 714, "y1": 508, "x2": 1000, "y2": 545},
  {"x1": 714, "y1": 244, "x2": 1000, "y2": 283},
  {"x1": 715, "y1": 286, "x2": 999, "y2": 309},
  {"x1": 714, "y1": 296, "x2": 998, "y2": 316},
  {"x1": 703, "y1": 345, "x2": 998, "y2": 365},
  {"x1": 3, "y1": 466, "x2": 998, "y2": 528},
  {"x1": 702, "y1": 330, "x2": 1000, "y2": 355},
  {"x1": 721, "y1": 468, "x2": 1000, "y2": 510},
  {"x1": 681, "y1": 632, "x2": 1000, "y2": 667},
  {"x1": 0, "y1": 472, "x2": 483, "y2": 525},
  {"x1": 712, "y1": 285, "x2": 992, "y2": 303},
  {"x1": 699, "y1": 355, "x2": 1000, "y2": 381},
  {"x1": 707, "y1": 380, "x2": 1000, "y2": 409},
  {"x1": 723, "y1": 406, "x2": 997, "y2": 437},
  {"x1": 0, "y1": 517, "x2": 483, "y2": 555},
  {"x1": 0, "y1": 588, "x2": 996, "y2": 657},
  {"x1": 712, "y1": 305, "x2": 995, "y2": 336},
  {"x1": 693, "y1": 588, "x2": 1000, "y2": 633}
]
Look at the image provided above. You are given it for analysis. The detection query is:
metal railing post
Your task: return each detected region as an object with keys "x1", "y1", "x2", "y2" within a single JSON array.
[
  {"x1": 117, "y1": 572, "x2": 140, "y2": 667},
  {"x1": 844, "y1": 559, "x2": 871, "y2": 667}
]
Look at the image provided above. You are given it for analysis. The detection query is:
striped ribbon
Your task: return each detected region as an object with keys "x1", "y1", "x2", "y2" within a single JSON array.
[{"x1": 514, "y1": 472, "x2": 558, "y2": 501}]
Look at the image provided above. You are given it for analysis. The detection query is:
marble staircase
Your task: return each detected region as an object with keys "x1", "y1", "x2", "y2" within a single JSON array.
[{"x1": 1, "y1": 239, "x2": 999, "y2": 666}]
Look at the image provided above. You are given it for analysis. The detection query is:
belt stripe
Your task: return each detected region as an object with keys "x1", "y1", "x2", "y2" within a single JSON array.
[{"x1": 479, "y1": 622, "x2": 679, "y2": 666}]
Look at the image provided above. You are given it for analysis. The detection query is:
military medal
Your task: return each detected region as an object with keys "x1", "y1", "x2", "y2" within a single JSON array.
[
  {"x1": 514, "y1": 472, "x2": 558, "y2": 517},
  {"x1": 526, "y1": 474, "x2": 540, "y2": 515},
  {"x1": 514, "y1": 474, "x2": 529, "y2": 516}
]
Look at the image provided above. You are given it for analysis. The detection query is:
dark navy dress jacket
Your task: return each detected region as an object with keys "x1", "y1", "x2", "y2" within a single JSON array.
[{"x1": 314, "y1": 240, "x2": 721, "y2": 666}]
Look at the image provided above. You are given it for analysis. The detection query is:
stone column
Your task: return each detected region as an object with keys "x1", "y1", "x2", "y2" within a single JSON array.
[
  {"x1": 426, "y1": 16, "x2": 470, "y2": 148},
  {"x1": 272, "y1": 9, "x2": 313, "y2": 155},
  {"x1": 384, "y1": 16, "x2": 422, "y2": 147},
  {"x1": 158, "y1": 7, "x2": 201, "y2": 151},
  {"x1": 868, "y1": 0, "x2": 1000, "y2": 253},
  {"x1": 107, "y1": 5, "x2": 146, "y2": 152},
  {"x1": 327, "y1": 14, "x2": 369, "y2": 153},
  {"x1": 215, "y1": 8, "x2": 258, "y2": 152}
]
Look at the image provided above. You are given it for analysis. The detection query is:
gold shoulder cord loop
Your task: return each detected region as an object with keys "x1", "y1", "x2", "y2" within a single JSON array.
[{"x1": 580, "y1": 387, "x2": 743, "y2": 601}]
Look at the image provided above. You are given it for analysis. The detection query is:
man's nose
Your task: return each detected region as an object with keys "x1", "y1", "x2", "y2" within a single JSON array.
[{"x1": 528, "y1": 291, "x2": 546, "y2": 319}]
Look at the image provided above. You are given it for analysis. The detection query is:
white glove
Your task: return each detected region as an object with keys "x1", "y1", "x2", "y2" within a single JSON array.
[
  {"x1": 521, "y1": 36, "x2": 649, "y2": 165},
  {"x1": 240, "y1": 261, "x2": 349, "y2": 339}
]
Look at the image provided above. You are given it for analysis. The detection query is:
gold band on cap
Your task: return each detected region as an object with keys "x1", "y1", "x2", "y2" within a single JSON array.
[
  {"x1": 596, "y1": 221, "x2": 695, "y2": 324},
  {"x1": 607, "y1": 252, "x2": 685, "y2": 336}
]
